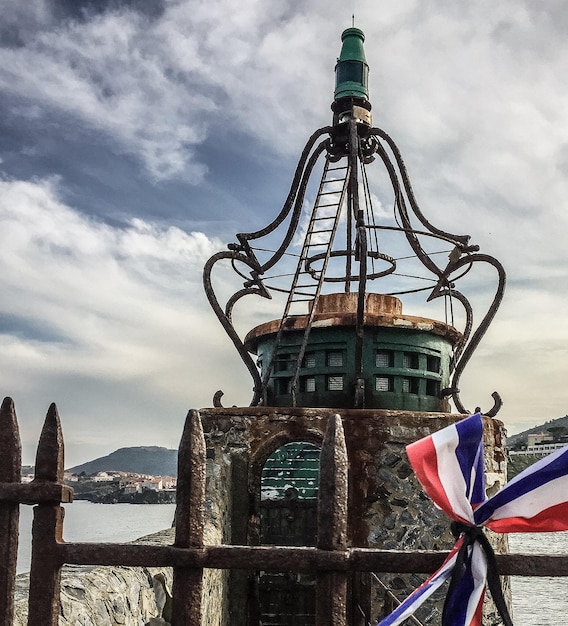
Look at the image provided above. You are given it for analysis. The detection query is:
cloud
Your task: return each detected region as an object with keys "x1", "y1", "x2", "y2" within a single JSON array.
[
  {"x1": 1, "y1": 0, "x2": 568, "y2": 456},
  {"x1": 0, "y1": 2, "x2": 210, "y2": 181},
  {"x1": 0, "y1": 177, "x2": 255, "y2": 464},
  {"x1": 3, "y1": 0, "x2": 568, "y2": 197},
  {"x1": 0, "y1": 0, "x2": 334, "y2": 181},
  {"x1": 457, "y1": 281, "x2": 568, "y2": 429}
]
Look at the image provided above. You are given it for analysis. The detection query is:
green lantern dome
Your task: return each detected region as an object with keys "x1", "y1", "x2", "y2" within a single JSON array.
[{"x1": 334, "y1": 27, "x2": 369, "y2": 101}]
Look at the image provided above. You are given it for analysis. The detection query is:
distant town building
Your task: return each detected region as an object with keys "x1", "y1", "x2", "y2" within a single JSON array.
[
  {"x1": 140, "y1": 478, "x2": 163, "y2": 491},
  {"x1": 527, "y1": 432, "x2": 553, "y2": 446},
  {"x1": 510, "y1": 442, "x2": 567, "y2": 456},
  {"x1": 92, "y1": 472, "x2": 117, "y2": 483}
]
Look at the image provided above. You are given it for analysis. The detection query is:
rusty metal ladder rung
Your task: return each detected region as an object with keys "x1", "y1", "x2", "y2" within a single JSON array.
[{"x1": 260, "y1": 155, "x2": 351, "y2": 403}]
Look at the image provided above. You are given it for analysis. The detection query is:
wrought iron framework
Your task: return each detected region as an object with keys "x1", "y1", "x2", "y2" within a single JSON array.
[{"x1": 204, "y1": 118, "x2": 506, "y2": 415}]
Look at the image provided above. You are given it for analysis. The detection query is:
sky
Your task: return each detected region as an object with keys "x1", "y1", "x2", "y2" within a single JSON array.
[{"x1": 1, "y1": 0, "x2": 567, "y2": 467}]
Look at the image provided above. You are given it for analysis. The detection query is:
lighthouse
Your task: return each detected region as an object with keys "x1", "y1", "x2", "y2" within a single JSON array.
[{"x1": 200, "y1": 26, "x2": 508, "y2": 625}]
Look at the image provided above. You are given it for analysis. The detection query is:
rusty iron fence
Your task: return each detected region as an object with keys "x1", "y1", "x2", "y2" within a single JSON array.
[{"x1": 2, "y1": 396, "x2": 568, "y2": 626}]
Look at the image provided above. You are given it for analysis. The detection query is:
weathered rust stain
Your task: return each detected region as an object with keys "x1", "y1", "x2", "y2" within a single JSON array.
[{"x1": 244, "y1": 308, "x2": 462, "y2": 352}]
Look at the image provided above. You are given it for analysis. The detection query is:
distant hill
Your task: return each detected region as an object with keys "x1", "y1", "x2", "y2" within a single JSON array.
[
  {"x1": 507, "y1": 414, "x2": 568, "y2": 448},
  {"x1": 68, "y1": 446, "x2": 177, "y2": 477}
]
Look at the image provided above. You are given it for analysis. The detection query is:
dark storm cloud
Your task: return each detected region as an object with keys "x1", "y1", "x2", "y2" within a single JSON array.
[
  {"x1": 0, "y1": 313, "x2": 71, "y2": 344},
  {"x1": 53, "y1": 0, "x2": 167, "y2": 22}
]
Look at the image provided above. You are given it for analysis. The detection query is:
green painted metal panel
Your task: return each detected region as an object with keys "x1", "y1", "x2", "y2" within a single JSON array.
[
  {"x1": 256, "y1": 323, "x2": 455, "y2": 411},
  {"x1": 261, "y1": 442, "x2": 321, "y2": 500},
  {"x1": 259, "y1": 442, "x2": 319, "y2": 623},
  {"x1": 334, "y1": 27, "x2": 369, "y2": 101}
]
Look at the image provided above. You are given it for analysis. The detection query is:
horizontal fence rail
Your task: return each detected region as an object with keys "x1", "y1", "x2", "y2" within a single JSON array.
[
  {"x1": 51, "y1": 543, "x2": 568, "y2": 577},
  {"x1": 1, "y1": 396, "x2": 568, "y2": 626}
]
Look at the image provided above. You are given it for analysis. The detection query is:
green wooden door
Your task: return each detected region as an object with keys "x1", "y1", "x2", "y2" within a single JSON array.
[{"x1": 258, "y1": 442, "x2": 320, "y2": 625}]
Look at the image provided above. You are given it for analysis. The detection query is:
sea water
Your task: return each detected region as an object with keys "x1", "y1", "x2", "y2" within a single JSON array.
[
  {"x1": 509, "y1": 531, "x2": 568, "y2": 624},
  {"x1": 16, "y1": 504, "x2": 568, "y2": 622},
  {"x1": 17, "y1": 500, "x2": 176, "y2": 574}
]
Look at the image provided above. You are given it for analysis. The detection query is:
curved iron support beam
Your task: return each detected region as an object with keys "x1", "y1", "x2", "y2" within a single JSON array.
[
  {"x1": 203, "y1": 250, "x2": 266, "y2": 406},
  {"x1": 213, "y1": 390, "x2": 224, "y2": 408},
  {"x1": 432, "y1": 253, "x2": 506, "y2": 415},
  {"x1": 372, "y1": 140, "x2": 452, "y2": 279},
  {"x1": 365, "y1": 128, "x2": 505, "y2": 415},
  {"x1": 203, "y1": 129, "x2": 333, "y2": 405},
  {"x1": 430, "y1": 287, "x2": 474, "y2": 367},
  {"x1": 236, "y1": 128, "x2": 332, "y2": 274},
  {"x1": 372, "y1": 128, "x2": 471, "y2": 246},
  {"x1": 484, "y1": 392, "x2": 504, "y2": 418},
  {"x1": 228, "y1": 134, "x2": 328, "y2": 313}
]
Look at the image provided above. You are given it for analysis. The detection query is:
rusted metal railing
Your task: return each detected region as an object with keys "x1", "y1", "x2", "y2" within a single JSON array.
[{"x1": 2, "y1": 396, "x2": 568, "y2": 625}]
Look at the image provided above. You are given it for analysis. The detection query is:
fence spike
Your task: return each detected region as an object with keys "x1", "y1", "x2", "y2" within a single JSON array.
[
  {"x1": 318, "y1": 413, "x2": 348, "y2": 551},
  {"x1": 172, "y1": 409, "x2": 206, "y2": 626},
  {"x1": 174, "y1": 409, "x2": 206, "y2": 547},
  {"x1": 0, "y1": 397, "x2": 22, "y2": 481},
  {"x1": 0, "y1": 397, "x2": 21, "y2": 624},
  {"x1": 27, "y1": 404, "x2": 66, "y2": 626},
  {"x1": 34, "y1": 403, "x2": 64, "y2": 483}
]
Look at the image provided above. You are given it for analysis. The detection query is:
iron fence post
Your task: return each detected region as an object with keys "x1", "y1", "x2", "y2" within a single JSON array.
[
  {"x1": 172, "y1": 409, "x2": 206, "y2": 626},
  {"x1": 317, "y1": 414, "x2": 348, "y2": 625},
  {"x1": 27, "y1": 403, "x2": 65, "y2": 626},
  {"x1": 0, "y1": 397, "x2": 21, "y2": 624}
]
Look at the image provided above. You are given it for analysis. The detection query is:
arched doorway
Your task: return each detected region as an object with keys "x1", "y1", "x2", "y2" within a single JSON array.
[{"x1": 258, "y1": 441, "x2": 321, "y2": 625}]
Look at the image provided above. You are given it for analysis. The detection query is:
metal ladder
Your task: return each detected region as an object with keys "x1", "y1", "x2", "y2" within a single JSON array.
[{"x1": 262, "y1": 156, "x2": 351, "y2": 405}]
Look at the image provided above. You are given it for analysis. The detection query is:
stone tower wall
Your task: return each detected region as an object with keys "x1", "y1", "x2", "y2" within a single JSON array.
[{"x1": 199, "y1": 407, "x2": 508, "y2": 625}]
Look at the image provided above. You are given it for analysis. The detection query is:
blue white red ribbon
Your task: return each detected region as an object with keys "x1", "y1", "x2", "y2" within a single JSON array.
[{"x1": 378, "y1": 413, "x2": 568, "y2": 626}]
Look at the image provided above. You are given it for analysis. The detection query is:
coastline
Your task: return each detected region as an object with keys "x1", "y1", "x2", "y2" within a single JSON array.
[
  {"x1": 14, "y1": 528, "x2": 175, "y2": 625},
  {"x1": 74, "y1": 489, "x2": 176, "y2": 504},
  {"x1": 17, "y1": 501, "x2": 177, "y2": 574}
]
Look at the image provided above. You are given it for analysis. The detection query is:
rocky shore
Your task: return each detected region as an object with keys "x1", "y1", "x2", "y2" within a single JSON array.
[
  {"x1": 14, "y1": 529, "x2": 174, "y2": 626},
  {"x1": 75, "y1": 489, "x2": 176, "y2": 504}
]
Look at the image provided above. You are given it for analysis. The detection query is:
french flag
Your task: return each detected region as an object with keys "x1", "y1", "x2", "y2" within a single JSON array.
[
  {"x1": 378, "y1": 413, "x2": 568, "y2": 626},
  {"x1": 477, "y1": 444, "x2": 568, "y2": 532},
  {"x1": 407, "y1": 413, "x2": 485, "y2": 525}
]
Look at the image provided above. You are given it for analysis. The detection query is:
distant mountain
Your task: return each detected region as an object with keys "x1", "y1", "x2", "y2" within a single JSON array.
[
  {"x1": 507, "y1": 414, "x2": 568, "y2": 448},
  {"x1": 67, "y1": 446, "x2": 178, "y2": 477}
]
